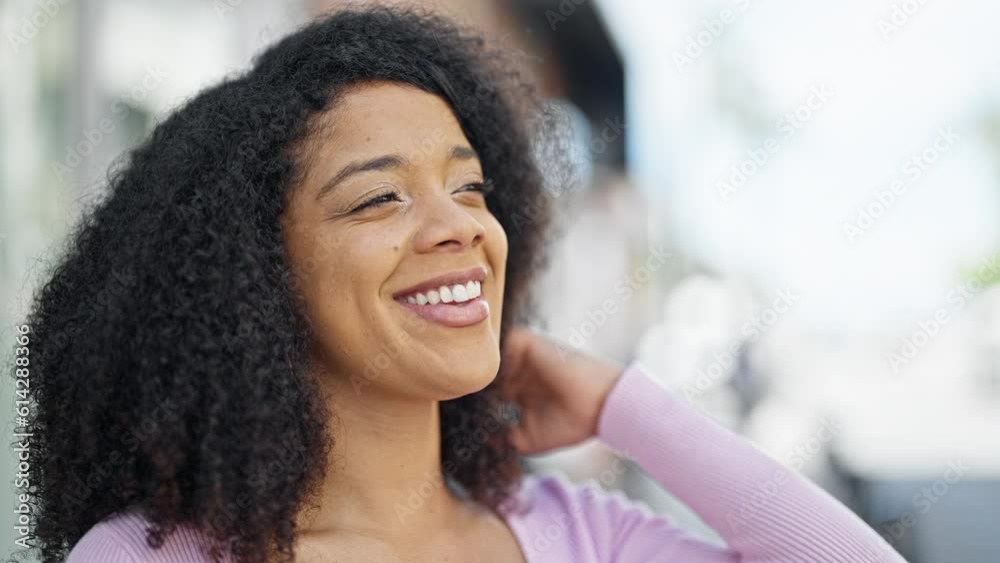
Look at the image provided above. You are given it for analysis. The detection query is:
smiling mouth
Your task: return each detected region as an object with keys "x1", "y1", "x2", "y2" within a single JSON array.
[
  {"x1": 401, "y1": 280, "x2": 482, "y2": 305},
  {"x1": 393, "y1": 269, "x2": 490, "y2": 328},
  {"x1": 395, "y1": 292, "x2": 489, "y2": 328}
]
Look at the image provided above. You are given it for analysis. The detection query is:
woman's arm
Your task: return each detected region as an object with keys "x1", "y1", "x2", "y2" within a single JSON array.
[
  {"x1": 594, "y1": 360, "x2": 905, "y2": 562},
  {"x1": 501, "y1": 327, "x2": 906, "y2": 562}
]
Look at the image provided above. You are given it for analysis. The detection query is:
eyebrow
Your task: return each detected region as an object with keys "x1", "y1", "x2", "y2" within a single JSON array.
[{"x1": 314, "y1": 145, "x2": 480, "y2": 202}]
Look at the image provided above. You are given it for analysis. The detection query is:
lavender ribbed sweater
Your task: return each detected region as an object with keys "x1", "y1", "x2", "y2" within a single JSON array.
[{"x1": 66, "y1": 361, "x2": 906, "y2": 562}]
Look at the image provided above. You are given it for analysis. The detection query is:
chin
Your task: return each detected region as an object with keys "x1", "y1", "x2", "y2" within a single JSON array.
[{"x1": 418, "y1": 346, "x2": 500, "y2": 399}]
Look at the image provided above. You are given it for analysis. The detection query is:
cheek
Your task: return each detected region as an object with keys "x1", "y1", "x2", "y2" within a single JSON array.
[
  {"x1": 481, "y1": 214, "x2": 508, "y2": 328},
  {"x1": 289, "y1": 228, "x2": 383, "y2": 323},
  {"x1": 484, "y1": 215, "x2": 508, "y2": 282},
  {"x1": 314, "y1": 231, "x2": 394, "y2": 305},
  {"x1": 298, "y1": 229, "x2": 405, "y2": 366}
]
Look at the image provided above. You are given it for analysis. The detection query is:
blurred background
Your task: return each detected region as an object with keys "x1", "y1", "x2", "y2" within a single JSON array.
[{"x1": 2, "y1": 0, "x2": 999, "y2": 561}]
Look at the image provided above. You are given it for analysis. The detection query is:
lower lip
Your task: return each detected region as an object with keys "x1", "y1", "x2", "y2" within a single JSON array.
[{"x1": 395, "y1": 296, "x2": 490, "y2": 328}]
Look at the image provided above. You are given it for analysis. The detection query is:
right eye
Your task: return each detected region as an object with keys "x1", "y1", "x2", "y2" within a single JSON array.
[{"x1": 350, "y1": 190, "x2": 402, "y2": 213}]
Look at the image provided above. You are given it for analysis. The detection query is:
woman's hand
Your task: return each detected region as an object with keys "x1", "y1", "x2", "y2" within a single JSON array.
[{"x1": 500, "y1": 326, "x2": 625, "y2": 455}]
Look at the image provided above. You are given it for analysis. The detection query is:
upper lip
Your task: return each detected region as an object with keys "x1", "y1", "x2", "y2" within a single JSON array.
[{"x1": 392, "y1": 266, "x2": 488, "y2": 299}]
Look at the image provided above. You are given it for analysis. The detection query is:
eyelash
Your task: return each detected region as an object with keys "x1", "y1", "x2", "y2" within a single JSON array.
[
  {"x1": 349, "y1": 190, "x2": 400, "y2": 213},
  {"x1": 348, "y1": 182, "x2": 487, "y2": 213}
]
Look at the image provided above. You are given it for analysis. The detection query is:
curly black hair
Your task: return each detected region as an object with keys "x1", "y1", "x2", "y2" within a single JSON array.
[{"x1": 16, "y1": 6, "x2": 555, "y2": 562}]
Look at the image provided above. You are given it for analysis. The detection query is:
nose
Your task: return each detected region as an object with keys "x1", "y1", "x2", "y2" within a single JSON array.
[{"x1": 411, "y1": 191, "x2": 487, "y2": 253}]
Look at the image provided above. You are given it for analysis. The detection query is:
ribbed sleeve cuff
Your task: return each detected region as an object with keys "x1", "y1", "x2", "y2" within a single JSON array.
[{"x1": 596, "y1": 359, "x2": 677, "y2": 460}]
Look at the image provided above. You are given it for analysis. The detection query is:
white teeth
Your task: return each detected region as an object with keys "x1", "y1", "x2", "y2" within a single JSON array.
[
  {"x1": 402, "y1": 281, "x2": 483, "y2": 305},
  {"x1": 439, "y1": 285, "x2": 453, "y2": 303}
]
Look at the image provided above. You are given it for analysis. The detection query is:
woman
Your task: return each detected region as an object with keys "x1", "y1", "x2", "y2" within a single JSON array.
[{"x1": 20, "y1": 6, "x2": 904, "y2": 563}]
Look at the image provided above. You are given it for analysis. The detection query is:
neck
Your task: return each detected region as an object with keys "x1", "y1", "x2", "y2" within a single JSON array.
[{"x1": 295, "y1": 371, "x2": 466, "y2": 542}]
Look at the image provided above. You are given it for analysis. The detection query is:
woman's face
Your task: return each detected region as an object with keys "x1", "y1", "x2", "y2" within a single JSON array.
[{"x1": 282, "y1": 81, "x2": 508, "y2": 400}]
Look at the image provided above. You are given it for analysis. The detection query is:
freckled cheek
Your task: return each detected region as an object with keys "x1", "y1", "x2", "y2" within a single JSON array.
[
  {"x1": 326, "y1": 232, "x2": 404, "y2": 304},
  {"x1": 306, "y1": 254, "x2": 371, "y2": 344}
]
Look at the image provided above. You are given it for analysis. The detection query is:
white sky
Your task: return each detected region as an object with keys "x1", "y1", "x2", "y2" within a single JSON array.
[{"x1": 596, "y1": 0, "x2": 1000, "y2": 331}]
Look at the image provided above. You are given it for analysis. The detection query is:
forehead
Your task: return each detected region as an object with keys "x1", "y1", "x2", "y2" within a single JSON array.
[{"x1": 313, "y1": 81, "x2": 472, "y2": 160}]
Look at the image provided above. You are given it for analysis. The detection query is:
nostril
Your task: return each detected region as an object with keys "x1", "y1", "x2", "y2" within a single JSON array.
[{"x1": 435, "y1": 239, "x2": 464, "y2": 249}]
